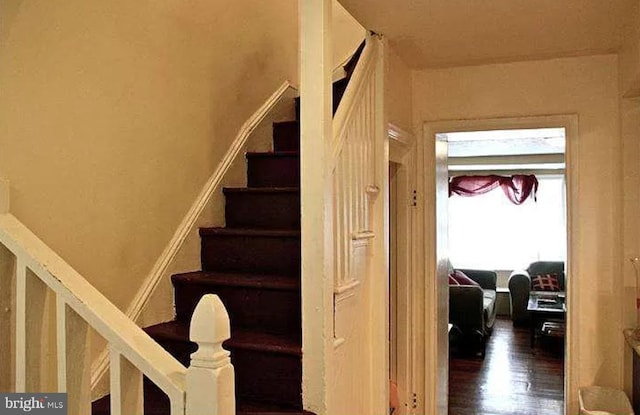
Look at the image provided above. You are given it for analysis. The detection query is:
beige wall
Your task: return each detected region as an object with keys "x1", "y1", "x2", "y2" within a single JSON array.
[
  {"x1": 619, "y1": 0, "x2": 640, "y2": 396},
  {"x1": 413, "y1": 54, "x2": 622, "y2": 410},
  {"x1": 0, "y1": 0, "x2": 298, "y2": 313},
  {"x1": 332, "y1": 0, "x2": 366, "y2": 68},
  {"x1": 385, "y1": 44, "x2": 413, "y2": 132}
]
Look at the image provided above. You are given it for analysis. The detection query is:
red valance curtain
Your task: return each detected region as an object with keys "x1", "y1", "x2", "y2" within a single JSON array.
[{"x1": 449, "y1": 174, "x2": 539, "y2": 205}]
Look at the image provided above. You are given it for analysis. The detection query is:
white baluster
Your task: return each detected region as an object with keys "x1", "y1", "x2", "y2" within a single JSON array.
[
  {"x1": 56, "y1": 297, "x2": 91, "y2": 414},
  {"x1": 0, "y1": 245, "x2": 15, "y2": 391},
  {"x1": 110, "y1": 347, "x2": 143, "y2": 415},
  {"x1": 186, "y1": 294, "x2": 235, "y2": 415},
  {"x1": 15, "y1": 258, "x2": 26, "y2": 391},
  {"x1": 16, "y1": 264, "x2": 51, "y2": 392}
]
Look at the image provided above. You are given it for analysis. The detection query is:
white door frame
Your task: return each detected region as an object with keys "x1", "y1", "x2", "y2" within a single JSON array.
[
  {"x1": 389, "y1": 123, "x2": 417, "y2": 414},
  {"x1": 419, "y1": 114, "x2": 580, "y2": 415}
]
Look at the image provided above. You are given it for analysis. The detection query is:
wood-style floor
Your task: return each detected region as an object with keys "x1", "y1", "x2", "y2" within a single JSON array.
[{"x1": 449, "y1": 317, "x2": 564, "y2": 415}]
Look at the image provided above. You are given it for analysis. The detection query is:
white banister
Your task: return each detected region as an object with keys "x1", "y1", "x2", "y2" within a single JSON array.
[
  {"x1": 0, "y1": 213, "x2": 234, "y2": 414},
  {"x1": 186, "y1": 294, "x2": 235, "y2": 415},
  {"x1": 110, "y1": 346, "x2": 143, "y2": 415},
  {"x1": 56, "y1": 297, "x2": 91, "y2": 414},
  {"x1": 328, "y1": 30, "x2": 388, "y2": 413},
  {"x1": 330, "y1": 34, "x2": 383, "y2": 293}
]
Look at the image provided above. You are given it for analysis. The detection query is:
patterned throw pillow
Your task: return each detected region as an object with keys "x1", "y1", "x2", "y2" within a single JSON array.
[
  {"x1": 531, "y1": 273, "x2": 561, "y2": 291},
  {"x1": 451, "y1": 270, "x2": 480, "y2": 286}
]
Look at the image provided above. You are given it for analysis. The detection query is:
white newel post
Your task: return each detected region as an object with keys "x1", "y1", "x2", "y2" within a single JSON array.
[{"x1": 186, "y1": 294, "x2": 235, "y2": 415}]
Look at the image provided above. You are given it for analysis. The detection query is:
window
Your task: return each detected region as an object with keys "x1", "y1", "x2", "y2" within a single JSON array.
[{"x1": 448, "y1": 175, "x2": 566, "y2": 270}]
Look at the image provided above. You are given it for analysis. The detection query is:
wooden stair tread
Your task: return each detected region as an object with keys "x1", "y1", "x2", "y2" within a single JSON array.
[
  {"x1": 226, "y1": 330, "x2": 301, "y2": 355},
  {"x1": 91, "y1": 393, "x2": 169, "y2": 415},
  {"x1": 145, "y1": 321, "x2": 301, "y2": 355},
  {"x1": 92, "y1": 395, "x2": 314, "y2": 415},
  {"x1": 246, "y1": 151, "x2": 299, "y2": 158},
  {"x1": 223, "y1": 187, "x2": 300, "y2": 194},
  {"x1": 272, "y1": 121, "x2": 299, "y2": 128},
  {"x1": 199, "y1": 228, "x2": 300, "y2": 237},
  {"x1": 237, "y1": 400, "x2": 314, "y2": 415},
  {"x1": 90, "y1": 47, "x2": 364, "y2": 413},
  {"x1": 144, "y1": 320, "x2": 190, "y2": 340},
  {"x1": 172, "y1": 271, "x2": 300, "y2": 291}
]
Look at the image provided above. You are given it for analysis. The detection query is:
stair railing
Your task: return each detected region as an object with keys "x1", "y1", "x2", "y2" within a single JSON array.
[
  {"x1": 330, "y1": 33, "x2": 383, "y2": 295},
  {"x1": 0, "y1": 212, "x2": 234, "y2": 415}
]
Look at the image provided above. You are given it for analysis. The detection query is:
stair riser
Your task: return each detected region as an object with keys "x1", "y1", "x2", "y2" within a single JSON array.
[
  {"x1": 148, "y1": 337, "x2": 302, "y2": 409},
  {"x1": 247, "y1": 156, "x2": 299, "y2": 188},
  {"x1": 231, "y1": 348, "x2": 302, "y2": 408},
  {"x1": 225, "y1": 191, "x2": 300, "y2": 230},
  {"x1": 143, "y1": 379, "x2": 170, "y2": 413},
  {"x1": 201, "y1": 235, "x2": 300, "y2": 275},
  {"x1": 151, "y1": 337, "x2": 197, "y2": 367},
  {"x1": 174, "y1": 283, "x2": 301, "y2": 335},
  {"x1": 273, "y1": 123, "x2": 299, "y2": 152}
]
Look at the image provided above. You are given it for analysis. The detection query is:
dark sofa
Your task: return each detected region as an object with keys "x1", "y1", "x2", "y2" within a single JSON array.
[
  {"x1": 508, "y1": 261, "x2": 565, "y2": 325},
  {"x1": 449, "y1": 269, "x2": 497, "y2": 356}
]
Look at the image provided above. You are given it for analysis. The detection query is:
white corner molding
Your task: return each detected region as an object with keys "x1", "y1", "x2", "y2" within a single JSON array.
[
  {"x1": 388, "y1": 122, "x2": 415, "y2": 164},
  {"x1": 388, "y1": 123, "x2": 411, "y2": 145},
  {"x1": 0, "y1": 178, "x2": 9, "y2": 214},
  {"x1": 91, "y1": 80, "x2": 298, "y2": 391}
]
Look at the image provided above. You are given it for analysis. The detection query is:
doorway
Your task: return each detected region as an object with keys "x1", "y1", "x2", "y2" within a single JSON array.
[
  {"x1": 420, "y1": 115, "x2": 579, "y2": 415},
  {"x1": 388, "y1": 125, "x2": 418, "y2": 415},
  {"x1": 445, "y1": 127, "x2": 567, "y2": 414}
]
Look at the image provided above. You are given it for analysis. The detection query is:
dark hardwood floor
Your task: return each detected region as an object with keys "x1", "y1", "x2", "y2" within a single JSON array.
[{"x1": 449, "y1": 317, "x2": 564, "y2": 415}]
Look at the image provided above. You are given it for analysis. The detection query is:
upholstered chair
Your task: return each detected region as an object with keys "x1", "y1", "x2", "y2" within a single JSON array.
[{"x1": 508, "y1": 261, "x2": 565, "y2": 325}]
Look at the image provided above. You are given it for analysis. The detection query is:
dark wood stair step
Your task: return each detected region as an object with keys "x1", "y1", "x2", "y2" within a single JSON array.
[
  {"x1": 226, "y1": 329, "x2": 301, "y2": 355},
  {"x1": 172, "y1": 270, "x2": 300, "y2": 291},
  {"x1": 93, "y1": 394, "x2": 315, "y2": 415},
  {"x1": 172, "y1": 271, "x2": 301, "y2": 335},
  {"x1": 144, "y1": 321, "x2": 302, "y2": 360},
  {"x1": 224, "y1": 187, "x2": 300, "y2": 230},
  {"x1": 246, "y1": 152, "x2": 299, "y2": 188},
  {"x1": 272, "y1": 121, "x2": 299, "y2": 152},
  {"x1": 200, "y1": 228, "x2": 300, "y2": 275},
  {"x1": 199, "y1": 228, "x2": 300, "y2": 237},
  {"x1": 238, "y1": 400, "x2": 315, "y2": 415},
  {"x1": 91, "y1": 379, "x2": 170, "y2": 415},
  {"x1": 145, "y1": 322, "x2": 303, "y2": 408}
]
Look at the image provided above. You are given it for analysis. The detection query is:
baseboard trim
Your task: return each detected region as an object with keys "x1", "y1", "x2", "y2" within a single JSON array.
[{"x1": 90, "y1": 80, "x2": 298, "y2": 391}]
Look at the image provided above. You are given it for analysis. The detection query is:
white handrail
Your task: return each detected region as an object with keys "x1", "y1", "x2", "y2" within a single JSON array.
[
  {"x1": 330, "y1": 33, "x2": 382, "y2": 294},
  {"x1": 0, "y1": 213, "x2": 234, "y2": 414},
  {"x1": 331, "y1": 35, "x2": 378, "y2": 166}
]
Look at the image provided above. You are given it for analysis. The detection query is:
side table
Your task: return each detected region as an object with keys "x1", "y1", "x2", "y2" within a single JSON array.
[{"x1": 527, "y1": 291, "x2": 566, "y2": 348}]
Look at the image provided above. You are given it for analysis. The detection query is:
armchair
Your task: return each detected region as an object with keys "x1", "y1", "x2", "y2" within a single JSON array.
[
  {"x1": 449, "y1": 269, "x2": 497, "y2": 356},
  {"x1": 508, "y1": 261, "x2": 565, "y2": 325}
]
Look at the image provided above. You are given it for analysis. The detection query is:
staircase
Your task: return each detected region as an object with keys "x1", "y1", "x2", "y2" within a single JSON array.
[
  {"x1": 92, "y1": 42, "x2": 364, "y2": 415},
  {"x1": 152, "y1": 117, "x2": 305, "y2": 414},
  {"x1": 93, "y1": 114, "x2": 306, "y2": 415}
]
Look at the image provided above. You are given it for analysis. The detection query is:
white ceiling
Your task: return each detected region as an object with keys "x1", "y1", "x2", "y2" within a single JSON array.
[
  {"x1": 446, "y1": 128, "x2": 566, "y2": 157},
  {"x1": 338, "y1": 0, "x2": 635, "y2": 69}
]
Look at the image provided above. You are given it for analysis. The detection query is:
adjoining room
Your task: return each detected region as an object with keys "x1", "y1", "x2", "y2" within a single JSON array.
[{"x1": 444, "y1": 128, "x2": 567, "y2": 415}]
